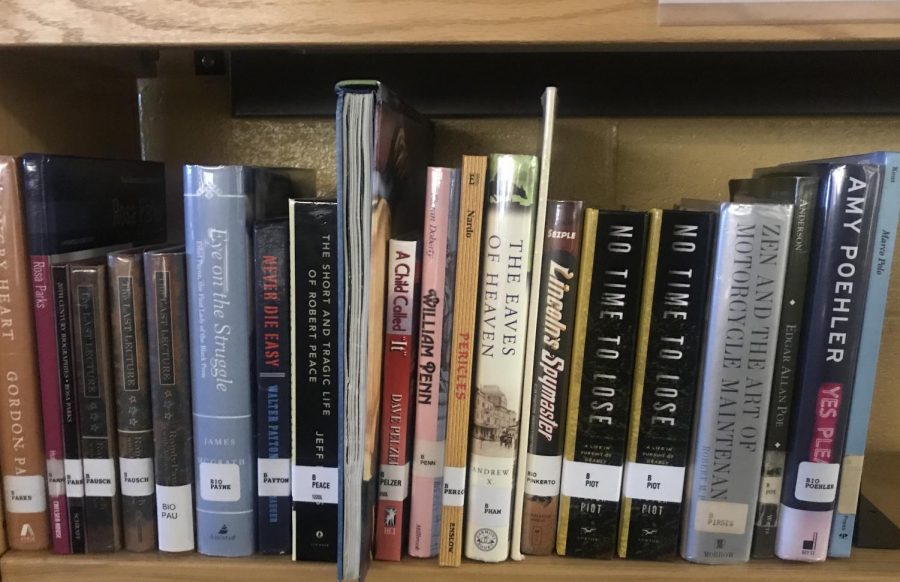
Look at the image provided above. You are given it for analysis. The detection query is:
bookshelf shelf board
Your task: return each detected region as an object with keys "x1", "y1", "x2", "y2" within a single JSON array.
[{"x1": 5, "y1": 0, "x2": 900, "y2": 47}]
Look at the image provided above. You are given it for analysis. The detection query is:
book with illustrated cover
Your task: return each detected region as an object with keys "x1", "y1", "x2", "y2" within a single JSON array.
[
  {"x1": 680, "y1": 202, "x2": 792, "y2": 564},
  {"x1": 144, "y1": 247, "x2": 195, "y2": 553},
  {"x1": 520, "y1": 200, "x2": 583, "y2": 555},
  {"x1": 374, "y1": 239, "x2": 419, "y2": 561},
  {"x1": 463, "y1": 154, "x2": 539, "y2": 563},
  {"x1": 557, "y1": 210, "x2": 648, "y2": 559},
  {"x1": 291, "y1": 199, "x2": 340, "y2": 562},
  {"x1": 729, "y1": 176, "x2": 819, "y2": 558},
  {"x1": 439, "y1": 155, "x2": 488, "y2": 567},
  {"x1": 617, "y1": 209, "x2": 715, "y2": 561}
]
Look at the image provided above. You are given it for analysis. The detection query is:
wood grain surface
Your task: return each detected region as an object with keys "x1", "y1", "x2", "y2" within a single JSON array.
[{"x1": 5, "y1": 0, "x2": 900, "y2": 47}]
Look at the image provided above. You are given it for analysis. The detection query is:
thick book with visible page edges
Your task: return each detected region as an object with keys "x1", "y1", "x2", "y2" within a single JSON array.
[
  {"x1": 254, "y1": 220, "x2": 292, "y2": 555},
  {"x1": 463, "y1": 154, "x2": 539, "y2": 563},
  {"x1": 144, "y1": 247, "x2": 195, "y2": 553},
  {"x1": 335, "y1": 81, "x2": 433, "y2": 581},
  {"x1": 729, "y1": 176, "x2": 819, "y2": 558},
  {"x1": 439, "y1": 155, "x2": 488, "y2": 567},
  {"x1": 374, "y1": 239, "x2": 419, "y2": 561},
  {"x1": 409, "y1": 167, "x2": 461, "y2": 558},
  {"x1": 0, "y1": 157, "x2": 49, "y2": 551},
  {"x1": 21, "y1": 154, "x2": 166, "y2": 553},
  {"x1": 681, "y1": 202, "x2": 792, "y2": 564},
  {"x1": 557, "y1": 210, "x2": 648, "y2": 559},
  {"x1": 108, "y1": 249, "x2": 157, "y2": 552},
  {"x1": 291, "y1": 199, "x2": 339, "y2": 562},
  {"x1": 520, "y1": 200, "x2": 583, "y2": 555},
  {"x1": 184, "y1": 165, "x2": 313, "y2": 557},
  {"x1": 617, "y1": 209, "x2": 715, "y2": 561}
]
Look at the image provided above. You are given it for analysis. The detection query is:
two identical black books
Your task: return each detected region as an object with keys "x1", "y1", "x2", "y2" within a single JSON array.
[
  {"x1": 21, "y1": 154, "x2": 167, "y2": 553},
  {"x1": 290, "y1": 200, "x2": 340, "y2": 562}
]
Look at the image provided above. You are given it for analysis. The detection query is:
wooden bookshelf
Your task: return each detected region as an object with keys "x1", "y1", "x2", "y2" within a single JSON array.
[{"x1": 5, "y1": 0, "x2": 900, "y2": 47}]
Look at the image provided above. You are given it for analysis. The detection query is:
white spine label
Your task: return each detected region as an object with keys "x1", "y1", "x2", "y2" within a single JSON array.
[
  {"x1": 795, "y1": 461, "x2": 840, "y2": 503},
  {"x1": 411, "y1": 439, "x2": 444, "y2": 479},
  {"x1": 623, "y1": 462, "x2": 685, "y2": 503},
  {"x1": 156, "y1": 484, "x2": 195, "y2": 552},
  {"x1": 524, "y1": 453, "x2": 562, "y2": 497},
  {"x1": 257, "y1": 458, "x2": 291, "y2": 497},
  {"x1": 442, "y1": 466, "x2": 466, "y2": 507},
  {"x1": 561, "y1": 460, "x2": 622, "y2": 502},
  {"x1": 46, "y1": 458, "x2": 66, "y2": 498},
  {"x1": 468, "y1": 454, "x2": 514, "y2": 529},
  {"x1": 292, "y1": 465, "x2": 338, "y2": 504},
  {"x1": 199, "y1": 462, "x2": 240, "y2": 502},
  {"x1": 693, "y1": 499, "x2": 749, "y2": 534},
  {"x1": 83, "y1": 458, "x2": 117, "y2": 497},
  {"x1": 64, "y1": 459, "x2": 84, "y2": 498},
  {"x1": 3, "y1": 475, "x2": 47, "y2": 513},
  {"x1": 378, "y1": 462, "x2": 410, "y2": 502},
  {"x1": 759, "y1": 475, "x2": 782, "y2": 505},
  {"x1": 120, "y1": 457, "x2": 154, "y2": 497}
]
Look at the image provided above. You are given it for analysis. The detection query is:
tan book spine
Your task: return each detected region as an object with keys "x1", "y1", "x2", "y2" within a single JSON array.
[
  {"x1": 616, "y1": 209, "x2": 662, "y2": 558},
  {"x1": 555, "y1": 209, "x2": 598, "y2": 555},
  {"x1": 438, "y1": 155, "x2": 487, "y2": 567},
  {"x1": 0, "y1": 157, "x2": 50, "y2": 550}
]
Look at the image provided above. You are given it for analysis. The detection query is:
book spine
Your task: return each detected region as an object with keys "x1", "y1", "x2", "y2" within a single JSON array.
[
  {"x1": 254, "y1": 221, "x2": 292, "y2": 555},
  {"x1": 54, "y1": 265, "x2": 86, "y2": 553},
  {"x1": 145, "y1": 249, "x2": 195, "y2": 553},
  {"x1": 618, "y1": 209, "x2": 715, "y2": 560},
  {"x1": 374, "y1": 239, "x2": 418, "y2": 561},
  {"x1": 184, "y1": 165, "x2": 256, "y2": 557},
  {"x1": 464, "y1": 154, "x2": 539, "y2": 563},
  {"x1": 0, "y1": 159, "x2": 50, "y2": 550},
  {"x1": 557, "y1": 210, "x2": 648, "y2": 558},
  {"x1": 439, "y1": 155, "x2": 488, "y2": 567},
  {"x1": 776, "y1": 164, "x2": 883, "y2": 562},
  {"x1": 109, "y1": 253, "x2": 157, "y2": 552},
  {"x1": 830, "y1": 161, "x2": 900, "y2": 558},
  {"x1": 70, "y1": 264, "x2": 123, "y2": 553},
  {"x1": 520, "y1": 200, "x2": 583, "y2": 555},
  {"x1": 291, "y1": 200, "x2": 339, "y2": 562},
  {"x1": 409, "y1": 167, "x2": 461, "y2": 558},
  {"x1": 681, "y1": 203, "x2": 792, "y2": 564}
]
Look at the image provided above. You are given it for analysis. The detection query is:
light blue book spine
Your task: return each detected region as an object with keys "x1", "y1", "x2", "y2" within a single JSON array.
[
  {"x1": 184, "y1": 165, "x2": 256, "y2": 556},
  {"x1": 829, "y1": 154, "x2": 900, "y2": 557}
]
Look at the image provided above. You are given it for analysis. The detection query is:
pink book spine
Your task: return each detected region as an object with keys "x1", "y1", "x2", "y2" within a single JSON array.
[
  {"x1": 408, "y1": 168, "x2": 454, "y2": 557},
  {"x1": 31, "y1": 255, "x2": 70, "y2": 554}
]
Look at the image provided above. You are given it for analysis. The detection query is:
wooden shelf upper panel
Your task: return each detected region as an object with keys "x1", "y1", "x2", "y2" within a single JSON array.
[{"x1": 5, "y1": 0, "x2": 900, "y2": 47}]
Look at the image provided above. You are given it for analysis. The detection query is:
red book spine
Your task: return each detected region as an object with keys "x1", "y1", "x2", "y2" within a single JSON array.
[{"x1": 374, "y1": 239, "x2": 419, "y2": 561}]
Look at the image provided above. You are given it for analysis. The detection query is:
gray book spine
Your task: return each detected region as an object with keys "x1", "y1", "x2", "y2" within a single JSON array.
[{"x1": 681, "y1": 203, "x2": 792, "y2": 564}]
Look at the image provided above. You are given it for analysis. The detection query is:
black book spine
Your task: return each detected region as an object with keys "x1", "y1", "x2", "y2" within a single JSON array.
[
  {"x1": 291, "y1": 200, "x2": 339, "y2": 561},
  {"x1": 53, "y1": 265, "x2": 86, "y2": 553},
  {"x1": 254, "y1": 220, "x2": 292, "y2": 555},
  {"x1": 561, "y1": 211, "x2": 648, "y2": 558},
  {"x1": 621, "y1": 210, "x2": 715, "y2": 561}
]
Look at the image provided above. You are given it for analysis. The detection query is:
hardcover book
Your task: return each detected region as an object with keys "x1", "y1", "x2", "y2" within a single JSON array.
[
  {"x1": 617, "y1": 209, "x2": 716, "y2": 561},
  {"x1": 21, "y1": 154, "x2": 166, "y2": 553},
  {"x1": 681, "y1": 202, "x2": 792, "y2": 564},
  {"x1": 68, "y1": 263, "x2": 123, "y2": 553},
  {"x1": 254, "y1": 220, "x2": 292, "y2": 555},
  {"x1": 730, "y1": 176, "x2": 819, "y2": 558},
  {"x1": 145, "y1": 247, "x2": 195, "y2": 553},
  {"x1": 290, "y1": 199, "x2": 340, "y2": 562},
  {"x1": 374, "y1": 239, "x2": 419, "y2": 561},
  {"x1": 439, "y1": 155, "x2": 488, "y2": 567},
  {"x1": 464, "y1": 154, "x2": 539, "y2": 563},
  {"x1": 557, "y1": 210, "x2": 649, "y2": 559},
  {"x1": 184, "y1": 164, "x2": 312, "y2": 557},
  {"x1": 828, "y1": 153, "x2": 900, "y2": 558},
  {"x1": 521, "y1": 200, "x2": 584, "y2": 555},
  {"x1": 335, "y1": 81, "x2": 433, "y2": 581},
  {"x1": 0, "y1": 157, "x2": 50, "y2": 551},
  {"x1": 108, "y1": 249, "x2": 157, "y2": 552},
  {"x1": 409, "y1": 167, "x2": 461, "y2": 558}
]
